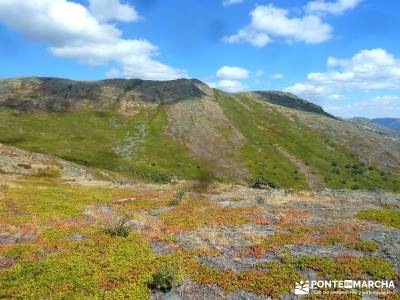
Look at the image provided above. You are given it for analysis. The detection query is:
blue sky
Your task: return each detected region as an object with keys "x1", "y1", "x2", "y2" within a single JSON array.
[{"x1": 0, "y1": 0, "x2": 399, "y2": 118}]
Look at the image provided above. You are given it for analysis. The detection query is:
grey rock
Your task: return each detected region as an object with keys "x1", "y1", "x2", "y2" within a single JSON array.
[{"x1": 288, "y1": 245, "x2": 365, "y2": 258}]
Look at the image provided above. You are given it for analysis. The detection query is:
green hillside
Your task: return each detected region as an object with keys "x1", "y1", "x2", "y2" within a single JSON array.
[{"x1": 0, "y1": 77, "x2": 399, "y2": 191}]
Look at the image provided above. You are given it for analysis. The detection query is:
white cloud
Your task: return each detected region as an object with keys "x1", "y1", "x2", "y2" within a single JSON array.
[
  {"x1": 215, "y1": 79, "x2": 248, "y2": 92},
  {"x1": 285, "y1": 48, "x2": 400, "y2": 99},
  {"x1": 223, "y1": 0, "x2": 244, "y2": 7},
  {"x1": 217, "y1": 66, "x2": 250, "y2": 80},
  {"x1": 255, "y1": 70, "x2": 264, "y2": 76},
  {"x1": 0, "y1": 0, "x2": 186, "y2": 80},
  {"x1": 269, "y1": 73, "x2": 284, "y2": 79},
  {"x1": 327, "y1": 94, "x2": 346, "y2": 100},
  {"x1": 89, "y1": 0, "x2": 140, "y2": 22},
  {"x1": 211, "y1": 66, "x2": 252, "y2": 92},
  {"x1": 325, "y1": 96, "x2": 400, "y2": 118},
  {"x1": 223, "y1": 4, "x2": 332, "y2": 47},
  {"x1": 284, "y1": 83, "x2": 329, "y2": 99},
  {"x1": 223, "y1": 26, "x2": 271, "y2": 47},
  {"x1": 306, "y1": 0, "x2": 363, "y2": 16}
]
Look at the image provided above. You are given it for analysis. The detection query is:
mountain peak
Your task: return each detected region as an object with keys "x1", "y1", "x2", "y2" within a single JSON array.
[{"x1": 250, "y1": 91, "x2": 335, "y2": 118}]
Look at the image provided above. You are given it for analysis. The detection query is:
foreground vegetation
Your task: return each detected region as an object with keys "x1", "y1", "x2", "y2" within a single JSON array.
[{"x1": 1, "y1": 176, "x2": 399, "y2": 299}]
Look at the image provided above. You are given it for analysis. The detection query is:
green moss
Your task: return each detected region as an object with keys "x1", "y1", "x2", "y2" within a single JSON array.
[{"x1": 356, "y1": 209, "x2": 400, "y2": 228}]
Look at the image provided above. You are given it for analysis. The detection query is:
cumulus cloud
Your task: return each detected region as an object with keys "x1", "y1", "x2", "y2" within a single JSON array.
[
  {"x1": 217, "y1": 66, "x2": 250, "y2": 80},
  {"x1": 89, "y1": 0, "x2": 140, "y2": 22},
  {"x1": 269, "y1": 73, "x2": 284, "y2": 79},
  {"x1": 285, "y1": 48, "x2": 400, "y2": 99},
  {"x1": 223, "y1": 4, "x2": 332, "y2": 47},
  {"x1": 305, "y1": 0, "x2": 363, "y2": 15},
  {"x1": 223, "y1": 0, "x2": 244, "y2": 7},
  {"x1": 325, "y1": 96, "x2": 400, "y2": 118},
  {"x1": 217, "y1": 79, "x2": 248, "y2": 92},
  {"x1": 0, "y1": 0, "x2": 186, "y2": 80},
  {"x1": 208, "y1": 66, "x2": 252, "y2": 92}
]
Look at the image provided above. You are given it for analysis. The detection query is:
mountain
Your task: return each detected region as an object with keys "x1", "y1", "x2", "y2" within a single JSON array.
[
  {"x1": 251, "y1": 91, "x2": 335, "y2": 118},
  {"x1": 349, "y1": 117, "x2": 400, "y2": 142},
  {"x1": 0, "y1": 77, "x2": 399, "y2": 191},
  {"x1": 371, "y1": 118, "x2": 400, "y2": 132}
]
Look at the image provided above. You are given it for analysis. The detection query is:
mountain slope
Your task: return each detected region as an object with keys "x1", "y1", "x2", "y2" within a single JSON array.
[
  {"x1": 372, "y1": 118, "x2": 400, "y2": 132},
  {"x1": 250, "y1": 91, "x2": 335, "y2": 118},
  {"x1": 349, "y1": 117, "x2": 400, "y2": 142},
  {"x1": 0, "y1": 77, "x2": 399, "y2": 191}
]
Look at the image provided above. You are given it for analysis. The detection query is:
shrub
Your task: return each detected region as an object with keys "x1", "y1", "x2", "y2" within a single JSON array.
[
  {"x1": 169, "y1": 187, "x2": 186, "y2": 205},
  {"x1": 149, "y1": 172, "x2": 172, "y2": 183},
  {"x1": 347, "y1": 240, "x2": 379, "y2": 252},
  {"x1": 104, "y1": 215, "x2": 130, "y2": 237},
  {"x1": 251, "y1": 178, "x2": 278, "y2": 189},
  {"x1": 34, "y1": 167, "x2": 62, "y2": 178},
  {"x1": 256, "y1": 197, "x2": 265, "y2": 205},
  {"x1": 148, "y1": 264, "x2": 184, "y2": 292},
  {"x1": 18, "y1": 163, "x2": 32, "y2": 169},
  {"x1": 356, "y1": 209, "x2": 400, "y2": 229}
]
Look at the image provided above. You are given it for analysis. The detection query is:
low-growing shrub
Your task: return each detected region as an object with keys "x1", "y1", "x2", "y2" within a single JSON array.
[
  {"x1": 347, "y1": 240, "x2": 379, "y2": 252},
  {"x1": 256, "y1": 197, "x2": 265, "y2": 204},
  {"x1": 251, "y1": 178, "x2": 278, "y2": 189},
  {"x1": 169, "y1": 187, "x2": 187, "y2": 205},
  {"x1": 148, "y1": 264, "x2": 184, "y2": 292},
  {"x1": 356, "y1": 209, "x2": 400, "y2": 228},
  {"x1": 34, "y1": 167, "x2": 62, "y2": 178},
  {"x1": 104, "y1": 215, "x2": 130, "y2": 237}
]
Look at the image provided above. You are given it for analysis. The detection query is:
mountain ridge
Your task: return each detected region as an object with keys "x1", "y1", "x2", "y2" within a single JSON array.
[
  {"x1": 372, "y1": 118, "x2": 400, "y2": 132},
  {"x1": 0, "y1": 77, "x2": 331, "y2": 117},
  {"x1": 0, "y1": 76, "x2": 399, "y2": 191}
]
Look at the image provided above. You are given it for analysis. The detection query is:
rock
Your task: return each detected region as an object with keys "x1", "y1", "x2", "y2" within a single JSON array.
[
  {"x1": 68, "y1": 233, "x2": 87, "y2": 241},
  {"x1": 288, "y1": 245, "x2": 365, "y2": 258}
]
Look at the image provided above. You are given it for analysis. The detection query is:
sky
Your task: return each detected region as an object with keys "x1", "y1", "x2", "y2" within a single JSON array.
[{"x1": 0, "y1": 0, "x2": 399, "y2": 118}]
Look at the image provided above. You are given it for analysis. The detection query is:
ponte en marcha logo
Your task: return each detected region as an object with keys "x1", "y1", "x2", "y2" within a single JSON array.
[{"x1": 294, "y1": 279, "x2": 398, "y2": 296}]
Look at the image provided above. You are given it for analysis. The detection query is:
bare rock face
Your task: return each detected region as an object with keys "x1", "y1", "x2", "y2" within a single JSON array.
[{"x1": 0, "y1": 77, "x2": 206, "y2": 113}]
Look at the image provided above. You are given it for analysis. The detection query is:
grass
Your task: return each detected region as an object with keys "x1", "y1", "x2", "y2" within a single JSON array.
[
  {"x1": 356, "y1": 209, "x2": 400, "y2": 228},
  {"x1": 0, "y1": 96, "x2": 399, "y2": 190},
  {"x1": 215, "y1": 92, "x2": 400, "y2": 191},
  {"x1": 0, "y1": 107, "x2": 209, "y2": 183},
  {"x1": 215, "y1": 92, "x2": 308, "y2": 190},
  {"x1": 33, "y1": 167, "x2": 62, "y2": 178}
]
